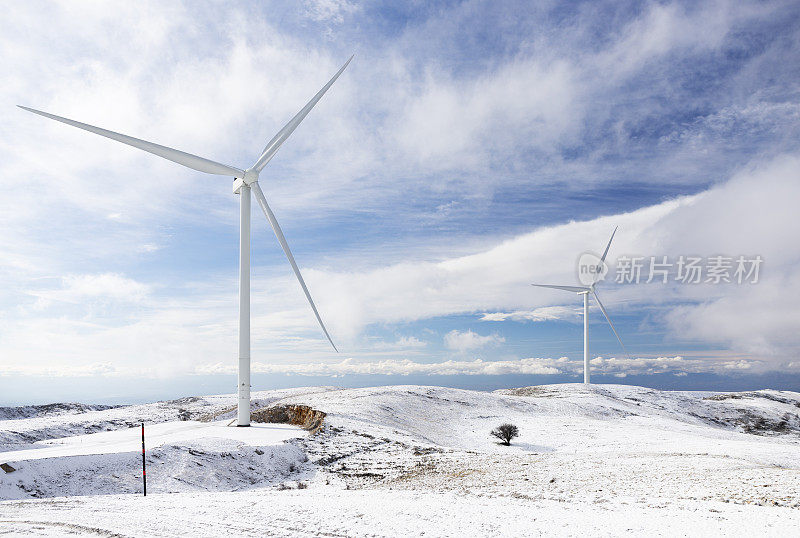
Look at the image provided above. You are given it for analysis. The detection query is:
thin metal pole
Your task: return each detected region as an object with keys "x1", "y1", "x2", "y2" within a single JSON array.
[{"x1": 141, "y1": 423, "x2": 146, "y2": 496}]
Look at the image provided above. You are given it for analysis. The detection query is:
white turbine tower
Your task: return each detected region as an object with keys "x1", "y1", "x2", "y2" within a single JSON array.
[
  {"x1": 531, "y1": 227, "x2": 628, "y2": 384},
  {"x1": 20, "y1": 56, "x2": 353, "y2": 426}
]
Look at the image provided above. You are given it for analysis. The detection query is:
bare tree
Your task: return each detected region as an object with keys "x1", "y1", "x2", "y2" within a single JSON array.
[{"x1": 490, "y1": 423, "x2": 519, "y2": 446}]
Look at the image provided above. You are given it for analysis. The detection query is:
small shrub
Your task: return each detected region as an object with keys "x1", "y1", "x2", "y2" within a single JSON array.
[{"x1": 490, "y1": 423, "x2": 519, "y2": 446}]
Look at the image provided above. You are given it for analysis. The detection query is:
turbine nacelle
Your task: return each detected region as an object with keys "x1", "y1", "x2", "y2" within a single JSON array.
[{"x1": 233, "y1": 169, "x2": 260, "y2": 194}]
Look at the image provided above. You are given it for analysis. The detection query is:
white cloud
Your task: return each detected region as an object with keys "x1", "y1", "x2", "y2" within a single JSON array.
[
  {"x1": 596, "y1": 2, "x2": 739, "y2": 75},
  {"x1": 190, "y1": 354, "x2": 765, "y2": 378},
  {"x1": 588, "y1": 355, "x2": 761, "y2": 376},
  {"x1": 199, "y1": 356, "x2": 561, "y2": 377},
  {"x1": 0, "y1": 351, "x2": 777, "y2": 379},
  {"x1": 394, "y1": 59, "x2": 580, "y2": 171},
  {"x1": 444, "y1": 330, "x2": 505, "y2": 352},
  {"x1": 0, "y1": 361, "x2": 118, "y2": 378},
  {"x1": 480, "y1": 306, "x2": 581, "y2": 323},
  {"x1": 302, "y1": 0, "x2": 359, "y2": 23},
  {"x1": 30, "y1": 273, "x2": 151, "y2": 306},
  {"x1": 369, "y1": 336, "x2": 427, "y2": 350}
]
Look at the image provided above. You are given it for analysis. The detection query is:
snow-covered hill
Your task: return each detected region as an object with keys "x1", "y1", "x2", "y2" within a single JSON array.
[
  {"x1": 0, "y1": 403, "x2": 119, "y2": 422},
  {"x1": 0, "y1": 387, "x2": 336, "y2": 453},
  {"x1": 1, "y1": 383, "x2": 799, "y2": 536}
]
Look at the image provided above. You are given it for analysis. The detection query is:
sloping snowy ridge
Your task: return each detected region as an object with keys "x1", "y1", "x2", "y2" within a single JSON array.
[{"x1": 1, "y1": 384, "x2": 798, "y2": 500}]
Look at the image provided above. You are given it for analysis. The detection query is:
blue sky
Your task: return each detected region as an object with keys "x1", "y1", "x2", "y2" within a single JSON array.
[{"x1": 1, "y1": 0, "x2": 800, "y2": 404}]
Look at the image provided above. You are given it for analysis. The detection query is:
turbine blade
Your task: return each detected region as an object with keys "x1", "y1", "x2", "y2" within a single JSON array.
[
  {"x1": 591, "y1": 289, "x2": 630, "y2": 358},
  {"x1": 251, "y1": 182, "x2": 338, "y2": 352},
  {"x1": 18, "y1": 105, "x2": 244, "y2": 177},
  {"x1": 251, "y1": 55, "x2": 353, "y2": 173},
  {"x1": 531, "y1": 284, "x2": 590, "y2": 293},
  {"x1": 600, "y1": 226, "x2": 618, "y2": 263}
]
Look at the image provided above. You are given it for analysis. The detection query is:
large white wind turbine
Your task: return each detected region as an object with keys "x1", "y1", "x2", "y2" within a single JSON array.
[
  {"x1": 20, "y1": 56, "x2": 353, "y2": 426},
  {"x1": 531, "y1": 227, "x2": 628, "y2": 384}
]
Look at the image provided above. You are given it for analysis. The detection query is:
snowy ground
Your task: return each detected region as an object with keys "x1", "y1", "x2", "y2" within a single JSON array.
[
  {"x1": 1, "y1": 383, "x2": 799, "y2": 536},
  {"x1": 2, "y1": 421, "x2": 305, "y2": 463}
]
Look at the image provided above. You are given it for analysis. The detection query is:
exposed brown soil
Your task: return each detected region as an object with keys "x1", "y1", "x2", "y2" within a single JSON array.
[
  {"x1": 198, "y1": 403, "x2": 326, "y2": 433},
  {"x1": 251, "y1": 405, "x2": 326, "y2": 433}
]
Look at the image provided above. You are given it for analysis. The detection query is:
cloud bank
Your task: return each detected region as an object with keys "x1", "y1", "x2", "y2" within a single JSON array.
[
  {"x1": 1, "y1": 2, "x2": 798, "y2": 383},
  {"x1": 196, "y1": 354, "x2": 761, "y2": 378}
]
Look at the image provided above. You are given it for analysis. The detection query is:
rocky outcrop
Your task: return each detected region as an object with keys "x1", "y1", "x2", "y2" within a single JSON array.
[{"x1": 251, "y1": 405, "x2": 326, "y2": 433}]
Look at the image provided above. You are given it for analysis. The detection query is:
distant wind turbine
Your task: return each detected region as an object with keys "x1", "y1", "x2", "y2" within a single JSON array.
[
  {"x1": 20, "y1": 56, "x2": 353, "y2": 426},
  {"x1": 531, "y1": 227, "x2": 628, "y2": 384}
]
